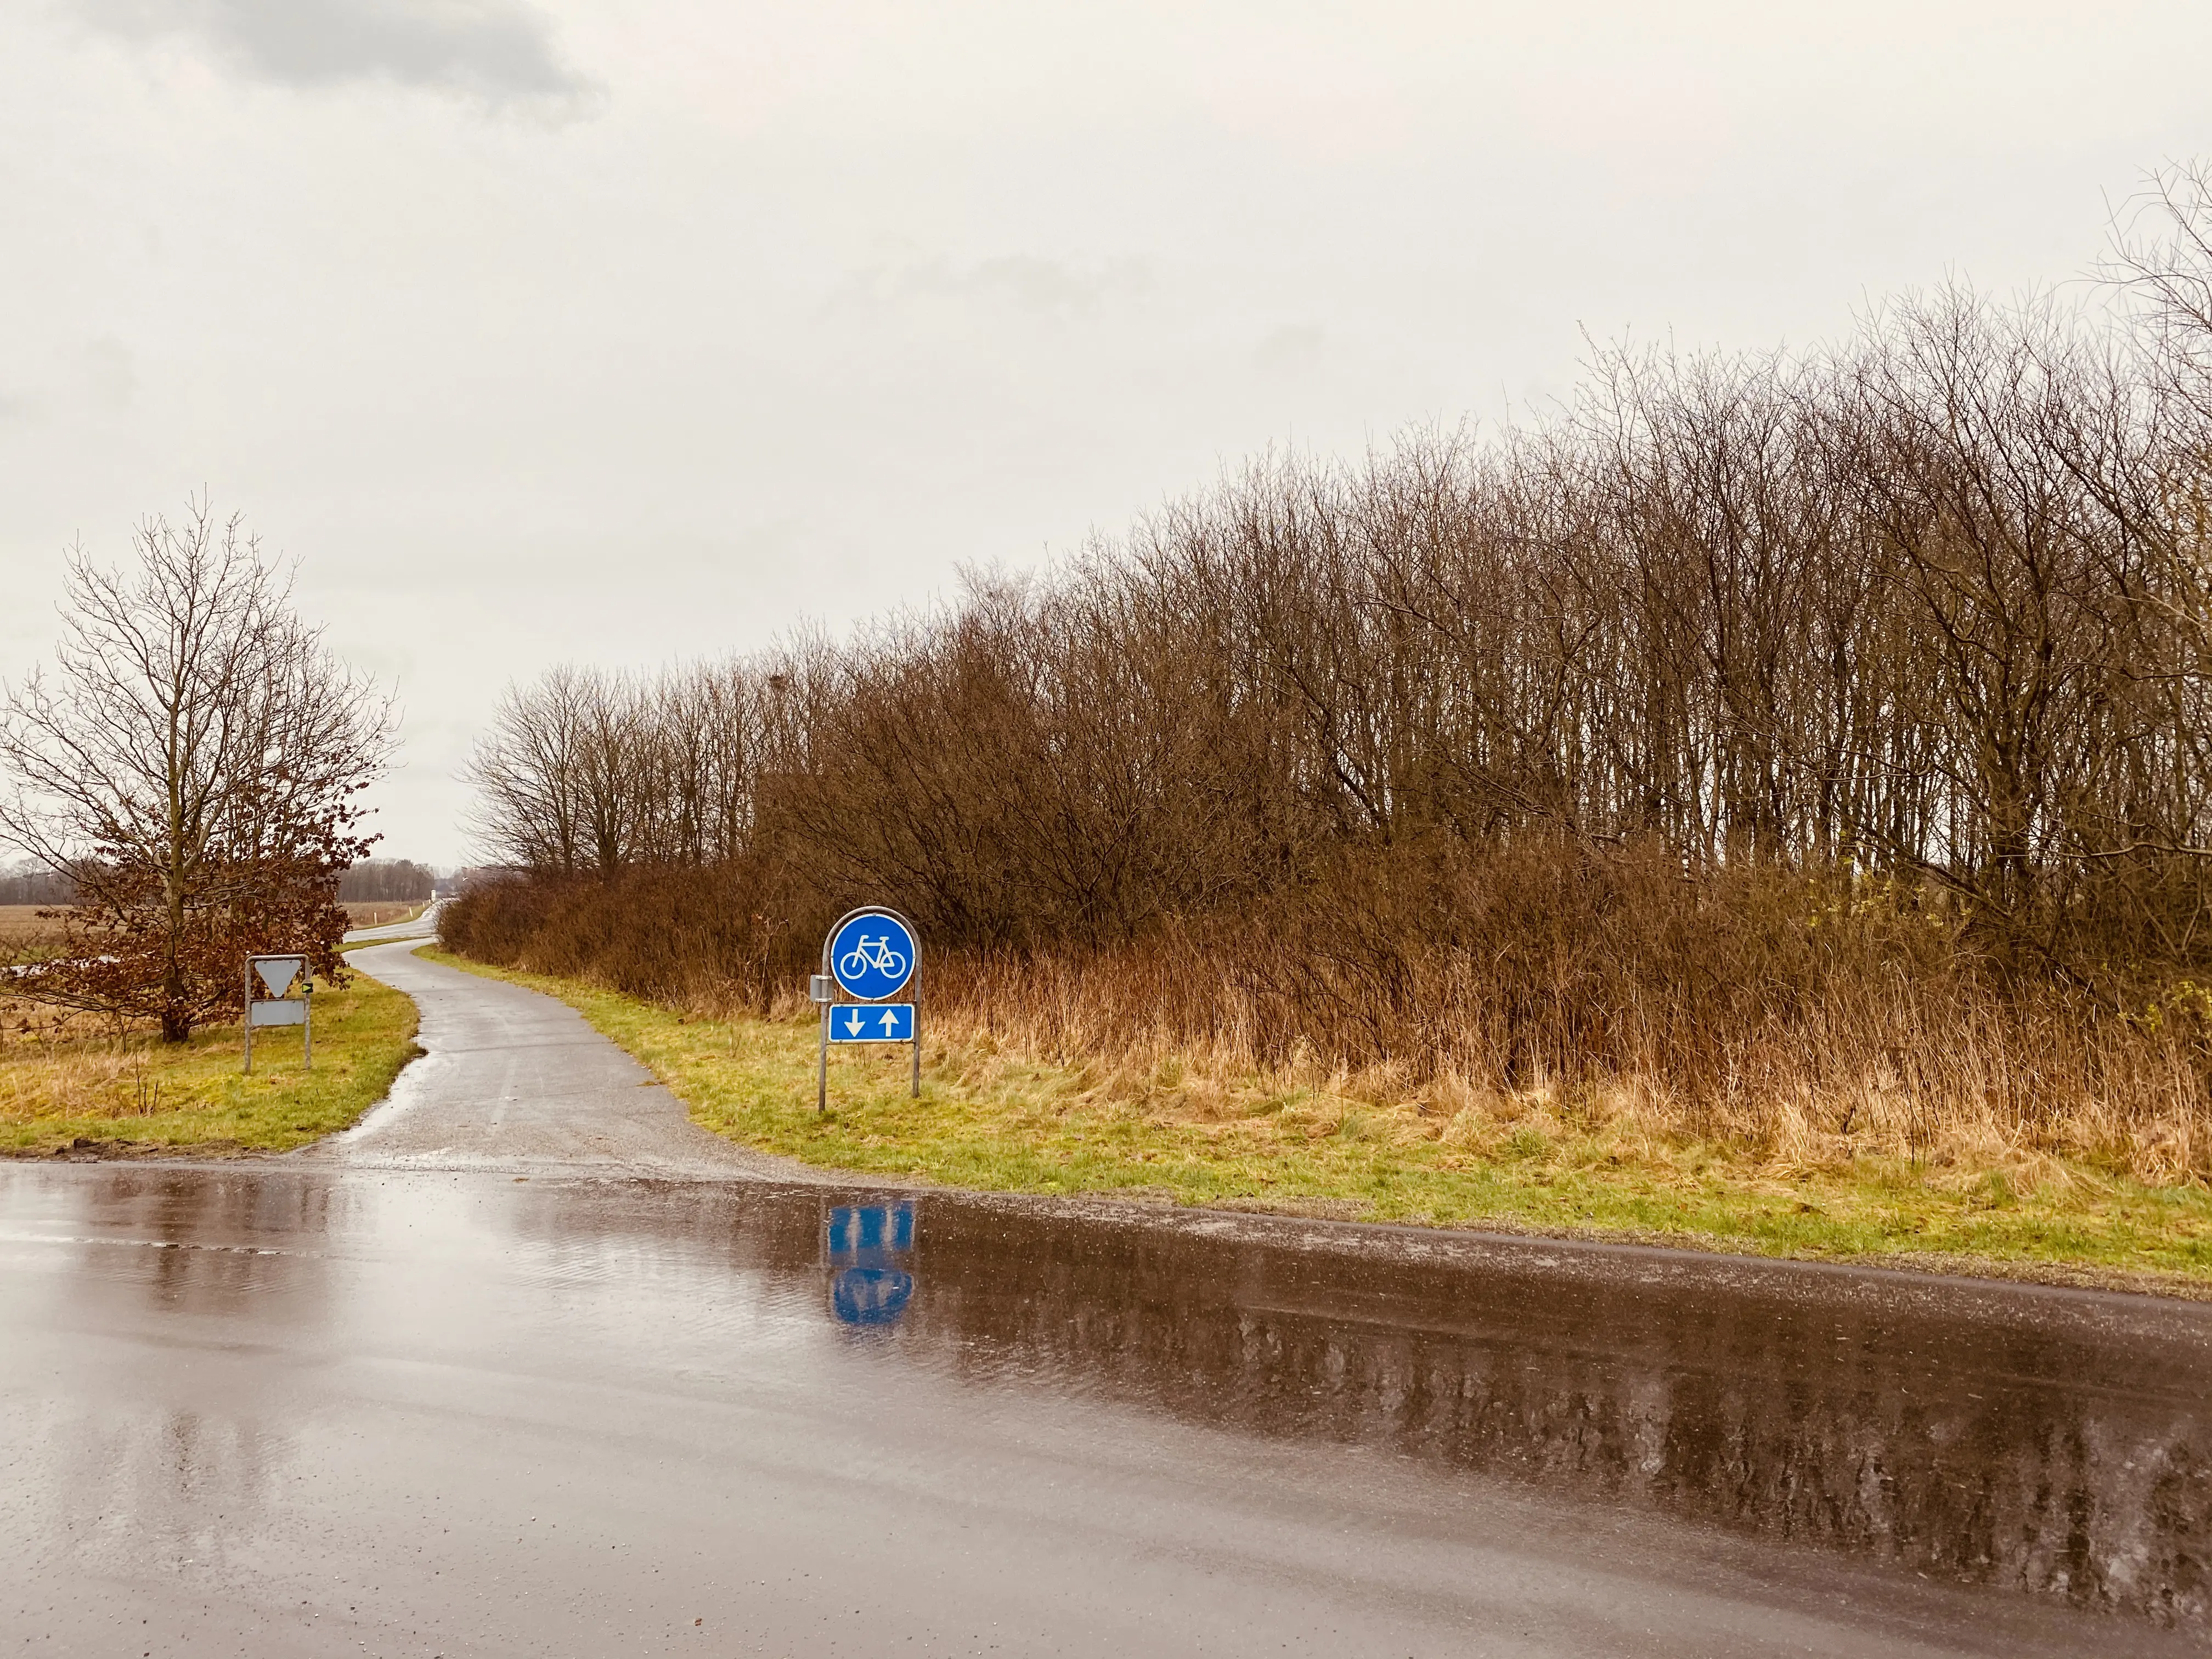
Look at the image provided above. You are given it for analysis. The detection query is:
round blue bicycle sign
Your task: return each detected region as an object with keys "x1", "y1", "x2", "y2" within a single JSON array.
[{"x1": 829, "y1": 911, "x2": 918, "y2": 1000}]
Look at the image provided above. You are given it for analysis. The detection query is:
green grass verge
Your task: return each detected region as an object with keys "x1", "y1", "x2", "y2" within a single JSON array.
[
  {"x1": 0, "y1": 974, "x2": 421, "y2": 1155},
  {"x1": 424, "y1": 949, "x2": 2212, "y2": 1288}
]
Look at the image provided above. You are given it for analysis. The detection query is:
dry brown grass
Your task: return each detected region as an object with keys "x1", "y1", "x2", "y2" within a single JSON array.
[
  {"x1": 0, "y1": 997, "x2": 195, "y2": 1120},
  {"x1": 0, "y1": 996, "x2": 119, "y2": 1052},
  {"x1": 431, "y1": 950, "x2": 2212, "y2": 1283},
  {"x1": 443, "y1": 847, "x2": 2212, "y2": 1197},
  {"x1": 712, "y1": 984, "x2": 2204, "y2": 1199},
  {"x1": 0, "y1": 905, "x2": 63, "y2": 943},
  {"x1": 893, "y1": 943, "x2": 2212, "y2": 1190}
]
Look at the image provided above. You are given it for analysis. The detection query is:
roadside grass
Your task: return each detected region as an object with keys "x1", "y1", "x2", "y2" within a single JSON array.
[
  {"x1": 0, "y1": 974, "x2": 420, "y2": 1155},
  {"x1": 426, "y1": 949, "x2": 2212, "y2": 1287}
]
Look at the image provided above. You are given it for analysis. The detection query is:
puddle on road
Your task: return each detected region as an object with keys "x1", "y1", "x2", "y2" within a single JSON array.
[{"x1": 7, "y1": 1163, "x2": 2209, "y2": 1637}]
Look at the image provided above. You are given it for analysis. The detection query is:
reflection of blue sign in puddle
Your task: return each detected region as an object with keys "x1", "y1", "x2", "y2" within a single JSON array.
[
  {"x1": 826, "y1": 1203, "x2": 917, "y2": 1328},
  {"x1": 828, "y1": 1204, "x2": 914, "y2": 1257},
  {"x1": 832, "y1": 1266, "x2": 914, "y2": 1324}
]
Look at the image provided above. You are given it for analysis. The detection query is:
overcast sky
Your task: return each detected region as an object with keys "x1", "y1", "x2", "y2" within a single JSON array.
[{"x1": 5, "y1": 1, "x2": 2211, "y2": 866}]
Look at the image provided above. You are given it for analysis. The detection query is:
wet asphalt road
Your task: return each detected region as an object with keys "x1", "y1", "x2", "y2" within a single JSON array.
[
  {"x1": 343, "y1": 905, "x2": 447, "y2": 944},
  {"x1": 2, "y1": 944, "x2": 2208, "y2": 1656}
]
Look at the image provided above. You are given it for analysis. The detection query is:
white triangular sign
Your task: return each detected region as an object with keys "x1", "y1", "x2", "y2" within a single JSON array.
[{"x1": 255, "y1": 957, "x2": 304, "y2": 997}]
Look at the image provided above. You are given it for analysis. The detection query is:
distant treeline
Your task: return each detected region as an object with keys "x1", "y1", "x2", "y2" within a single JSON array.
[
  {"x1": 3, "y1": 860, "x2": 434, "y2": 906},
  {"x1": 338, "y1": 859, "x2": 435, "y2": 902},
  {"x1": 447, "y1": 172, "x2": 2212, "y2": 1176},
  {"x1": 0, "y1": 866, "x2": 72, "y2": 905}
]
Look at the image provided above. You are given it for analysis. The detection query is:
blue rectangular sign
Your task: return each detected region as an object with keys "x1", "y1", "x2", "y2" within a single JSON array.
[{"x1": 827, "y1": 1002, "x2": 915, "y2": 1043}]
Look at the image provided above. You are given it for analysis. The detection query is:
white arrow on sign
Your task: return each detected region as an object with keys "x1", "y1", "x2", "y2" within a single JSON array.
[{"x1": 827, "y1": 1002, "x2": 915, "y2": 1044}]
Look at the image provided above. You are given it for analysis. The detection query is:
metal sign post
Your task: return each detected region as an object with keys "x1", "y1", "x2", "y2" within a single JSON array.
[
  {"x1": 244, "y1": 955, "x2": 311, "y2": 1075},
  {"x1": 814, "y1": 907, "x2": 921, "y2": 1112}
]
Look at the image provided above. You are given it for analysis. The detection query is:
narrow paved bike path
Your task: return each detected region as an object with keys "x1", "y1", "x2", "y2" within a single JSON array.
[{"x1": 312, "y1": 941, "x2": 817, "y2": 1180}]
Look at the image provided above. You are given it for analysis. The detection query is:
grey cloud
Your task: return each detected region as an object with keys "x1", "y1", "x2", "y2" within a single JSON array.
[{"x1": 66, "y1": 0, "x2": 602, "y2": 115}]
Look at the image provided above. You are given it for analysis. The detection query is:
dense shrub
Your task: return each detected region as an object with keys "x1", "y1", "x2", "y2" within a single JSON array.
[{"x1": 449, "y1": 173, "x2": 2212, "y2": 1178}]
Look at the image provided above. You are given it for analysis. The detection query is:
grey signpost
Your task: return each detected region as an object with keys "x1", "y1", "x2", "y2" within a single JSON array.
[
  {"x1": 244, "y1": 954, "x2": 311, "y2": 1075},
  {"x1": 814, "y1": 906, "x2": 921, "y2": 1112}
]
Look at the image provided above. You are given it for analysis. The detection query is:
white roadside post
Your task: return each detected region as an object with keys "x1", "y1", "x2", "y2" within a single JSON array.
[
  {"x1": 815, "y1": 907, "x2": 921, "y2": 1113},
  {"x1": 811, "y1": 973, "x2": 834, "y2": 1113}
]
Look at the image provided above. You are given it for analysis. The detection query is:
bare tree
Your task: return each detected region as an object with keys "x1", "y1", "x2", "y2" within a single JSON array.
[
  {"x1": 458, "y1": 176, "x2": 2212, "y2": 1002},
  {"x1": 2107, "y1": 160, "x2": 2212, "y2": 428},
  {"x1": 0, "y1": 501, "x2": 396, "y2": 1039}
]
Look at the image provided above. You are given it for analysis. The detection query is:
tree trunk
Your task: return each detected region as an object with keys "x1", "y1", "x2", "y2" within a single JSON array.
[{"x1": 160, "y1": 864, "x2": 190, "y2": 1042}]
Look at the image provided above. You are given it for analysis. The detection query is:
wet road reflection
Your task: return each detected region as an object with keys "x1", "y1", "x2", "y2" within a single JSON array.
[
  {"x1": 2, "y1": 1164, "x2": 2206, "y2": 1656},
  {"x1": 826, "y1": 1202, "x2": 918, "y2": 1327}
]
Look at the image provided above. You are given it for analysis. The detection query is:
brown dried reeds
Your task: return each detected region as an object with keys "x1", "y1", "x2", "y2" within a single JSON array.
[{"x1": 441, "y1": 842, "x2": 2212, "y2": 1188}]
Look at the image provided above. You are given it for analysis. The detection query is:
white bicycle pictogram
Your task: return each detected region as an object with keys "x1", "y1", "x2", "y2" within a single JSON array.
[{"x1": 838, "y1": 933, "x2": 908, "y2": 983}]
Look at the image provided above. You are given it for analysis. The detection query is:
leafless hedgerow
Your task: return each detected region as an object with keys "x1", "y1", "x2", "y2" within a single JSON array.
[
  {"x1": 0, "y1": 501, "x2": 396, "y2": 1040},
  {"x1": 451, "y1": 177, "x2": 2212, "y2": 1177}
]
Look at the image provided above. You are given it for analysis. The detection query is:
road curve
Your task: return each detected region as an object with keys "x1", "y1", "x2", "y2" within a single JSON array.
[{"x1": 341, "y1": 900, "x2": 445, "y2": 943}]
